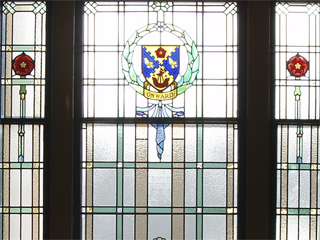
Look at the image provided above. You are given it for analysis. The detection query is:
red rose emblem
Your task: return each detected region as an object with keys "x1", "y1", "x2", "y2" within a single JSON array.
[
  {"x1": 12, "y1": 52, "x2": 34, "y2": 76},
  {"x1": 287, "y1": 54, "x2": 309, "y2": 77},
  {"x1": 156, "y1": 47, "x2": 166, "y2": 58}
]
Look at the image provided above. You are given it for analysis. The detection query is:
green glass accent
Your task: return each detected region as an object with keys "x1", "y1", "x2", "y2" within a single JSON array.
[
  {"x1": 196, "y1": 214, "x2": 203, "y2": 240},
  {"x1": 288, "y1": 164, "x2": 299, "y2": 170},
  {"x1": 203, "y1": 163, "x2": 227, "y2": 169},
  {"x1": 185, "y1": 208, "x2": 197, "y2": 213},
  {"x1": 19, "y1": 85, "x2": 27, "y2": 95},
  {"x1": 93, "y1": 207, "x2": 117, "y2": 213},
  {"x1": 148, "y1": 208, "x2": 171, "y2": 213},
  {"x1": 12, "y1": 46, "x2": 35, "y2": 51},
  {"x1": 148, "y1": 163, "x2": 172, "y2": 168},
  {"x1": 117, "y1": 169, "x2": 123, "y2": 206},
  {"x1": 10, "y1": 208, "x2": 20, "y2": 213},
  {"x1": 185, "y1": 163, "x2": 197, "y2": 169},
  {"x1": 84, "y1": 2, "x2": 97, "y2": 15},
  {"x1": 21, "y1": 208, "x2": 32, "y2": 213},
  {"x1": 3, "y1": 2, "x2": 16, "y2": 15},
  {"x1": 33, "y1": 2, "x2": 46, "y2": 14},
  {"x1": 151, "y1": 1, "x2": 170, "y2": 11},
  {"x1": 287, "y1": 208, "x2": 298, "y2": 214},
  {"x1": 203, "y1": 208, "x2": 226, "y2": 214},
  {"x1": 12, "y1": 79, "x2": 34, "y2": 85},
  {"x1": 299, "y1": 164, "x2": 310, "y2": 170},
  {"x1": 117, "y1": 215, "x2": 123, "y2": 240},
  {"x1": 153, "y1": 237, "x2": 166, "y2": 240},
  {"x1": 294, "y1": 86, "x2": 301, "y2": 101},
  {"x1": 93, "y1": 162, "x2": 117, "y2": 168},
  {"x1": 118, "y1": 125, "x2": 123, "y2": 162},
  {"x1": 123, "y1": 163, "x2": 135, "y2": 168},
  {"x1": 197, "y1": 169, "x2": 203, "y2": 207},
  {"x1": 123, "y1": 207, "x2": 135, "y2": 213},
  {"x1": 299, "y1": 209, "x2": 310, "y2": 215},
  {"x1": 10, "y1": 163, "x2": 21, "y2": 169},
  {"x1": 197, "y1": 125, "x2": 203, "y2": 162},
  {"x1": 22, "y1": 163, "x2": 33, "y2": 169}
]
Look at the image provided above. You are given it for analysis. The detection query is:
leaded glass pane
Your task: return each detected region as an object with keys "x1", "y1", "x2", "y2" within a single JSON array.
[
  {"x1": 82, "y1": 1, "x2": 237, "y2": 239},
  {"x1": 0, "y1": 1, "x2": 46, "y2": 239},
  {"x1": 275, "y1": 3, "x2": 320, "y2": 239}
]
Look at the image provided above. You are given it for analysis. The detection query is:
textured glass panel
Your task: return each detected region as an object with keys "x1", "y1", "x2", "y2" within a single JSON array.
[
  {"x1": 93, "y1": 215, "x2": 116, "y2": 239},
  {"x1": 148, "y1": 215, "x2": 171, "y2": 240},
  {"x1": 148, "y1": 169, "x2": 171, "y2": 207},
  {"x1": 203, "y1": 215, "x2": 226, "y2": 240},
  {"x1": 203, "y1": 125, "x2": 227, "y2": 162},
  {"x1": 203, "y1": 169, "x2": 227, "y2": 207},
  {"x1": 93, "y1": 169, "x2": 116, "y2": 206}
]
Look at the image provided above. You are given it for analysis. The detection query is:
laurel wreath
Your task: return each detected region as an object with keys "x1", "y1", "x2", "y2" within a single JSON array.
[{"x1": 122, "y1": 23, "x2": 200, "y2": 96}]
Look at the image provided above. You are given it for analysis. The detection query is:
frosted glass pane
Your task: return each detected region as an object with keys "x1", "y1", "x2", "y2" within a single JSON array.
[
  {"x1": 288, "y1": 170, "x2": 298, "y2": 208},
  {"x1": 299, "y1": 216, "x2": 310, "y2": 240},
  {"x1": 10, "y1": 170, "x2": 20, "y2": 206},
  {"x1": 13, "y1": 12, "x2": 35, "y2": 44},
  {"x1": 21, "y1": 170, "x2": 32, "y2": 206},
  {"x1": 93, "y1": 169, "x2": 116, "y2": 206},
  {"x1": 21, "y1": 214, "x2": 32, "y2": 240},
  {"x1": 203, "y1": 125, "x2": 226, "y2": 162},
  {"x1": 185, "y1": 215, "x2": 196, "y2": 240},
  {"x1": 148, "y1": 215, "x2": 171, "y2": 240},
  {"x1": 203, "y1": 215, "x2": 226, "y2": 240},
  {"x1": 123, "y1": 169, "x2": 135, "y2": 206},
  {"x1": 94, "y1": 125, "x2": 117, "y2": 161},
  {"x1": 10, "y1": 214, "x2": 20, "y2": 240},
  {"x1": 123, "y1": 215, "x2": 134, "y2": 240},
  {"x1": 185, "y1": 125, "x2": 197, "y2": 162},
  {"x1": 93, "y1": 215, "x2": 116, "y2": 240},
  {"x1": 203, "y1": 169, "x2": 226, "y2": 207},
  {"x1": 185, "y1": 169, "x2": 196, "y2": 207},
  {"x1": 94, "y1": 86, "x2": 118, "y2": 117},
  {"x1": 287, "y1": 216, "x2": 298, "y2": 240},
  {"x1": 300, "y1": 171, "x2": 310, "y2": 208},
  {"x1": 148, "y1": 169, "x2": 171, "y2": 207}
]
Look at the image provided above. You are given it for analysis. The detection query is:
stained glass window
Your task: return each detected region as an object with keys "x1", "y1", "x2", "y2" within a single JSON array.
[
  {"x1": 0, "y1": 1, "x2": 46, "y2": 239},
  {"x1": 81, "y1": 1, "x2": 238, "y2": 239},
  {"x1": 275, "y1": 2, "x2": 320, "y2": 239}
]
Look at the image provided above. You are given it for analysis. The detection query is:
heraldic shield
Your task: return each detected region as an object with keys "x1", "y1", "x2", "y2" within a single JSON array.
[{"x1": 142, "y1": 46, "x2": 180, "y2": 92}]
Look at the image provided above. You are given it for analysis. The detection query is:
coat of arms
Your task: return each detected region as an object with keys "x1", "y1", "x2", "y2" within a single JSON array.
[{"x1": 122, "y1": 2, "x2": 200, "y2": 160}]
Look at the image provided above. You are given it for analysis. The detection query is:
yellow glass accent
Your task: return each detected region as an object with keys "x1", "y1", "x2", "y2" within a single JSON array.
[
  {"x1": 295, "y1": 62, "x2": 301, "y2": 69},
  {"x1": 227, "y1": 208, "x2": 234, "y2": 213},
  {"x1": 5, "y1": 79, "x2": 11, "y2": 84},
  {"x1": 88, "y1": 79, "x2": 94, "y2": 85},
  {"x1": 5, "y1": 46, "x2": 12, "y2": 51},
  {"x1": 35, "y1": 46, "x2": 42, "y2": 51},
  {"x1": 86, "y1": 207, "x2": 93, "y2": 213},
  {"x1": 20, "y1": 62, "x2": 27, "y2": 68},
  {"x1": 311, "y1": 164, "x2": 318, "y2": 170},
  {"x1": 281, "y1": 209, "x2": 287, "y2": 215},
  {"x1": 3, "y1": 208, "x2": 9, "y2": 213},
  {"x1": 86, "y1": 162, "x2": 93, "y2": 168},
  {"x1": 33, "y1": 208, "x2": 39, "y2": 213},
  {"x1": 33, "y1": 163, "x2": 39, "y2": 168},
  {"x1": 281, "y1": 164, "x2": 288, "y2": 169},
  {"x1": 144, "y1": 87, "x2": 177, "y2": 100},
  {"x1": 35, "y1": 79, "x2": 41, "y2": 85},
  {"x1": 3, "y1": 163, "x2": 9, "y2": 169},
  {"x1": 311, "y1": 209, "x2": 317, "y2": 215},
  {"x1": 21, "y1": 93, "x2": 25, "y2": 100},
  {"x1": 227, "y1": 163, "x2": 234, "y2": 168}
]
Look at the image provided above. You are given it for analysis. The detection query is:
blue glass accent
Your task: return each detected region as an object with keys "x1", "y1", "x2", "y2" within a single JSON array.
[{"x1": 18, "y1": 155, "x2": 24, "y2": 163}]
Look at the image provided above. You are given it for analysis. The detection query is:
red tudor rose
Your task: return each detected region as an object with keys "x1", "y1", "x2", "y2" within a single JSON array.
[
  {"x1": 156, "y1": 47, "x2": 166, "y2": 58},
  {"x1": 287, "y1": 54, "x2": 309, "y2": 77},
  {"x1": 12, "y1": 52, "x2": 34, "y2": 76}
]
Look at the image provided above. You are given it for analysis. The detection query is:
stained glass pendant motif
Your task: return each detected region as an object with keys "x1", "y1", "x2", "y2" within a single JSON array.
[{"x1": 12, "y1": 52, "x2": 35, "y2": 162}]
